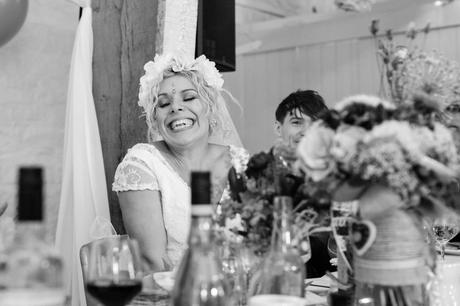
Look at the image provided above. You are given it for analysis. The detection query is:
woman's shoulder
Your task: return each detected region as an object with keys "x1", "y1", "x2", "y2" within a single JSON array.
[
  {"x1": 119, "y1": 142, "x2": 168, "y2": 167},
  {"x1": 114, "y1": 143, "x2": 163, "y2": 192},
  {"x1": 126, "y1": 142, "x2": 166, "y2": 157},
  {"x1": 128, "y1": 142, "x2": 156, "y2": 152}
]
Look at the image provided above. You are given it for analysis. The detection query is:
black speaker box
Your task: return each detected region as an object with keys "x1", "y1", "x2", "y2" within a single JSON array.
[
  {"x1": 18, "y1": 167, "x2": 43, "y2": 221},
  {"x1": 196, "y1": 0, "x2": 236, "y2": 72}
]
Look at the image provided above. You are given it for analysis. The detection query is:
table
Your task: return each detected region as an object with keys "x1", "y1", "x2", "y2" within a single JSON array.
[
  {"x1": 131, "y1": 274, "x2": 328, "y2": 306},
  {"x1": 131, "y1": 255, "x2": 460, "y2": 306},
  {"x1": 130, "y1": 292, "x2": 326, "y2": 306}
]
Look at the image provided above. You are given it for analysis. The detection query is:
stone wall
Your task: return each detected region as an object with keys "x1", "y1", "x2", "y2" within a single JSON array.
[{"x1": 0, "y1": 0, "x2": 77, "y2": 241}]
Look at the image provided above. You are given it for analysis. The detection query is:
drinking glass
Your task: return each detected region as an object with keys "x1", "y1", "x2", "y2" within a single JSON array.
[
  {"x1": 432, "y1": 216, "x2": 460, "y2": 260},
  {"x1": 85, "y1": 236, "x2": 143, "y2": 306}
]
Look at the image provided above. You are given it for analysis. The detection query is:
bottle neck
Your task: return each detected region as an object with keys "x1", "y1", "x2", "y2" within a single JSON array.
[{"x1": 270, "y1": 196, "x2": 294, "y2": 253}]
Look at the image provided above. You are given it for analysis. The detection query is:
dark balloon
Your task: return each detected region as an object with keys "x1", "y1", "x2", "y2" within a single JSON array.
[{"x1": 0, "y1": 0, "x2": 28, "y2": 47}]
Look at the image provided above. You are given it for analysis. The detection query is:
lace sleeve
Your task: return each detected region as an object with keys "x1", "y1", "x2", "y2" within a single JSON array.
[{"x1": 112, "y1": 155, "x2": 160, "y2": 192}]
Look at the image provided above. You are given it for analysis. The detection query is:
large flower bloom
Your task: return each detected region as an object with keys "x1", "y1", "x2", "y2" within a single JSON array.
[{"x1": 297, "y1": 121, "x2": 336, "y2": 181}]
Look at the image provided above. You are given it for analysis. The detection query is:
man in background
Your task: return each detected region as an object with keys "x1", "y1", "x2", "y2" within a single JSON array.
[
  {"x1": 274, "y1": 90, "x2": 328, "y2": 149},
  {"x1": 274, "y1": 89, "x2": 333, "y2": 278}
]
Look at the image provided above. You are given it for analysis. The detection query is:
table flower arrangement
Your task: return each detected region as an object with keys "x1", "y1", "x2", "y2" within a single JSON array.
[
  {"x1": 296, "y1": 92, "x2": 460, "y2": 305},
  {"x1": 220, "y1": 142, "x2": 331, "y2": 256},
  {"x1": 297, "y1": 93, "x2": 460, "y2": 210}
]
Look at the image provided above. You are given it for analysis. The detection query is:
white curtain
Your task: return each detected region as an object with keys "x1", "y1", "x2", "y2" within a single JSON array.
[{"x1": 55, "y1": 1, "x2": 111, "y2": 305}]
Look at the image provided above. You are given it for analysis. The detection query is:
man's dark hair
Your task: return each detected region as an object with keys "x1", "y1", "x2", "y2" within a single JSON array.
[{"x1": 275, "y1": 90, "x2": 328, "y2": 123}]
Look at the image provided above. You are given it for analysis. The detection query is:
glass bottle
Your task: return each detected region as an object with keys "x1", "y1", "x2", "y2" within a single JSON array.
[
  {"x1": 257, "y1": 196, "x2": 305, "y2": 297},
  {"x1": 171, "y1": 171, "x2": 230, "y2": 306},
  {"x1": 219, "y1": 238, "x2": 247, "y2": 306},
  {"x1": 0, "y1": 167, "x2": 65, "y2": 306}
]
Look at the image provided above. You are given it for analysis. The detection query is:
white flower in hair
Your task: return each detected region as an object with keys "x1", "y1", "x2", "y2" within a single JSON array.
[
  {"x1": 138, "y1": 54, "x2": 173, "y2": 110},
  {"x1": 151, "y1": 53, "x2": 174, "y2": 73},
  {"x1": 171, "y1": 54, "x2": 193, "y2": 72},
  {"x1": 137, "y1": 53, "x2": 224, "y2": 112},
  {"x1": 192, "y1": 55, "x2": 224, "y2": 88}
]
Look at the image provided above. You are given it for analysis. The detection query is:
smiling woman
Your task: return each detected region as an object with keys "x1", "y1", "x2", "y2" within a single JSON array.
[
  {"x1": 112, "y1": 54, "x2": 248, "y2": 274},
  {"x1": 154, "y1": 75, "x2": 210, "y2": 149}
]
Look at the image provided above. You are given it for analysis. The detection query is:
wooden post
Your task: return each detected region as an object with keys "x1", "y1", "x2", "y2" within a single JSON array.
[{"x1": 92, "y1": 0, "x2": 158, "y2": 234}]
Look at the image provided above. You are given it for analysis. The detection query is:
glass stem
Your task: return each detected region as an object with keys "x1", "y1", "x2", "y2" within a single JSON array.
[{"x1": 441, "y1": 243, "x2": 446, "y2": 260}]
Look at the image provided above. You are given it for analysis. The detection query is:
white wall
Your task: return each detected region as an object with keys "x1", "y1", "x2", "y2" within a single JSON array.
[
  {"x1": 0, "y1": 0, "x2": 77, "y2": 241},
  {"x1": 225, "y1": 1, "x2": 460, "y2": 153}
]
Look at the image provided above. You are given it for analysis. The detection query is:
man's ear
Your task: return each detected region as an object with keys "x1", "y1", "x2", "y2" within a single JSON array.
[{"x1": 274, "y1": 121, "x2": 282, "y2": 137}]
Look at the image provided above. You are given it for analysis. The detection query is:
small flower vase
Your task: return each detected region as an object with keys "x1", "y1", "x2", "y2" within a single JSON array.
[{"x1": 351, "y1": 185, "x2": 432, "y2": 306}]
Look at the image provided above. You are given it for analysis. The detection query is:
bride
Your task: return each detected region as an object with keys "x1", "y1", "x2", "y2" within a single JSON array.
[{"x1": 112, "y1": 54, "x2": 248, "y2": 272}]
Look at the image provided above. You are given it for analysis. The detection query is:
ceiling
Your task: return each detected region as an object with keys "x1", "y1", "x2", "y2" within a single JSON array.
[
  {"x1": 235, "y1": 0, "x2": 386, "y2": 25},
  {"x1": 234, "y1": 0, "x2": 442, "y2": 47},
  {"x1": 234, "y1": 0, "x2": 451, "y2": 26},
  {"x1": 234, "y1": 0, "x2": 387, "y2": 47}
]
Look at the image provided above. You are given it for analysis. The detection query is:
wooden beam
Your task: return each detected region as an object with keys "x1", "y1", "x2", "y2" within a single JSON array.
[
  {"x1": 92, "y1": 0, "x2": 158, "y2": 234},
  {"x1": 159, "y1": 0, "x2": 198, "y2": 59}
]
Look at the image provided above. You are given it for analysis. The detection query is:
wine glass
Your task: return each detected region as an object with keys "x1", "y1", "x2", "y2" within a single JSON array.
[
  {"x1": 432, "y1": 216, "x2": 460, "y2": 260},
  {"x1": 85, "y1": 236, "x2": 143, "y2": 306}
]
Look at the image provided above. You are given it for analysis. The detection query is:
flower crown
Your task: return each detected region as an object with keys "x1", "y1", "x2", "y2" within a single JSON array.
[{"x1": 138, "y1": 54, "x2": 224, "y2": 112}]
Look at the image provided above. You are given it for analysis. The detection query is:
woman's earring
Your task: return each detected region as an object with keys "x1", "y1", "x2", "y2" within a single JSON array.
[
  {"x1": 209, "y1": 118, "x2": 218, "y2": 136},
  {"x1": 210, "y1": 118, "x2": 218, "y2": 129}
]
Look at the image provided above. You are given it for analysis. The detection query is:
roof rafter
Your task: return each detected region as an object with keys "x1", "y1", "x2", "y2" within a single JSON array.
[{"x1": 235, "y1": 0, "x2": 287, "y2": 18}]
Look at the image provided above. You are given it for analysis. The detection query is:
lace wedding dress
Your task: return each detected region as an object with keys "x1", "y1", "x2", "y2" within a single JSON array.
[{"x1": 112, "y1": 143, "x2": 248, "y2": 267}]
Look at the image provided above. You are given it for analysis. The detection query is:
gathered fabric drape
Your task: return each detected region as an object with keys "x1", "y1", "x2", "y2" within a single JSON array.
[{"x1": 55, "y1": 1, "x2": 111, "y2": 305}]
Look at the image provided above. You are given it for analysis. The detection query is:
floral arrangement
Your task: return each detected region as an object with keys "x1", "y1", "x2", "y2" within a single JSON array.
[
  {"x1": 220, "y1": 142, "x2": 331, "y2": 255},
  {"x1": 296, "y1": 93, "x2": 460, "y2": 214},
  {"x1": 295, "y1": 93, "x2": 460, "y2": 304},
  {"x1": 371, "y1": 20, "x2": 460, "y2": 113}
]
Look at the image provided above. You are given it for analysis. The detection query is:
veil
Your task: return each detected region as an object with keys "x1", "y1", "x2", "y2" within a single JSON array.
[
  {"x1": 149, "y1": 89, "x2": 243, "y2": 148},
  {"x1": 208, "y1": 89, "x2": 243, "y2": 148}
]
